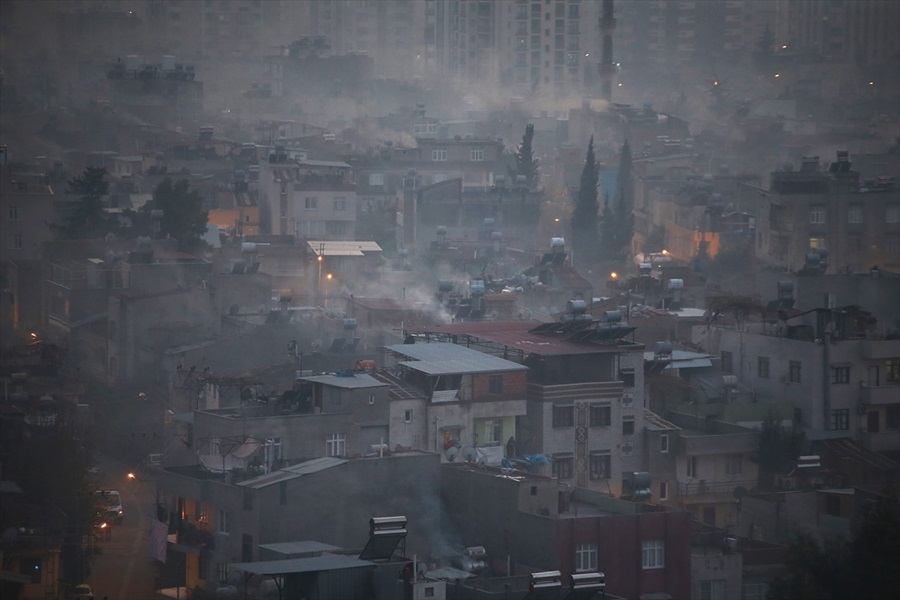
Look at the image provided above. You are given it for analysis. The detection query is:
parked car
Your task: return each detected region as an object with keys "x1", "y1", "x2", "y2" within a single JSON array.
[
  {"x1": 96, "y1": 489, "x2": 123, "y2": 525},
  {"x1": 68, "y1": 584, "x2": 94, "y2": 600}
]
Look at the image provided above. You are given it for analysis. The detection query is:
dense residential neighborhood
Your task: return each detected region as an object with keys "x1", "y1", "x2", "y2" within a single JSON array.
[{"x1": 1, "y1": 1, "x2": 898, "y2": 600}]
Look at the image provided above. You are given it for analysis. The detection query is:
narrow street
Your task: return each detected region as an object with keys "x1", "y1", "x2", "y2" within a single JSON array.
[{"x1": 86, "y1": 454, "x2": 161, "y2": 600}]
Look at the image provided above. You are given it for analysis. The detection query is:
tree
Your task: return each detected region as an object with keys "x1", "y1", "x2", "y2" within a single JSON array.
[
  {"x1": 509, "y1": 123, "x2": 540, "y2": 190},
  {"x1": 767, "y1": 490, "x2": 900, "y2": 600},
  {"x1": 570, "y1": 136, "x2": 599, "y2": 265},
  {"x1": 136, "y1": 178, "x2": 209, "y2": 252},
  {"x1": 54, "y1": 166, "x2": 115, "y2": 239},
  {"x1": 755, "y1": 409, "x2": 806, "y2": 473},
  {"x1": 600, "y1": 140, "x2": 634, "y2": 260}
]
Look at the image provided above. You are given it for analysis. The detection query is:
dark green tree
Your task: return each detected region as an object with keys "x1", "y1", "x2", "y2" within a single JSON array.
[
  {"x1": 755, "y1": 409, "x2": 806, "y2": 473},
  {"x1": 509, "y1": 123, "x2": 540, "y2": 190},
  {"x1": 767, "y1": 491, "x2": 900, "y2": 600},
  {"x1": 570, "y1": 136, "x2": 599, "y2": 265},
  {"x1": 600, "y1": 140, "x2": 634, "y2": 259},
  {"x1": 136, "y1": 178, "x2": 209, "y2": 252},
  {"x1": 54, "y1": 166, "x2": 115, "y2": 239}
]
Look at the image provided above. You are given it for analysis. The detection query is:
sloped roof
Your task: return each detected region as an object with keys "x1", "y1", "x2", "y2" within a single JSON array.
[
  {"x1": 385, "y1": 342, "x2": 527, "y2": 375},
  {"x1": 237, "y1": 456, "x2": 347, "y2": 489}
]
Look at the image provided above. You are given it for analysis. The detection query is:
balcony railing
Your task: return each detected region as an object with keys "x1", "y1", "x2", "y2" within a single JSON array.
[
  {"x1": 677, "y1": 478, "x2": 757, "y2": 498},
  {"x1": 175, "y1": 521, "x2": 215, "y2": 550}
]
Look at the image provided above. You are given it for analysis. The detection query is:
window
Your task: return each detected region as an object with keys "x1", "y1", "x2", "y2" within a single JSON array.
[
  {"x1": 886, "y1": 204, "x2": 900, "y2": 223},
  {"x1": 687, "y1": 456, "x2": 698, "y2": 478},
  {"x1": 470, "y1": 148, "x2": 484, "y2": 161},
  {"x1": 368, "y1": 173, "x2": 384, "y2": 186},
  {"x1": 589, "y1": 452, "x2": 610, "y2": 480},
  {"x1": 552, "y1": 454, "x2": 573, "y2": 479},
  {"x1": 575, "y1": 543, "x2": 597, "y2": 572},
  {"x1": 485, "y1": 419, "x2": 503, "y2": 444},
  {"x1": 721, "y1": 351, "x2": 733, "y2": 374},
  {"x1": 552, "y1": 404, "x2": 574, "y2": 427},
  {"x1": 809, "y1": 236, "x2": 826, "y2": 249},
  {"x1": 8, "y1": 206, "x2": 19, "y2": 220},
  {"x1": 725, "y1": 455, "x2": 743, "y2": 475},
  {"x1": 432, "y1": 148, "x2": 447, "y2": 161},
  {"x1": 758, "y1": 356, "x2": 770, "y2": 378},
  {"x1": 304, "y1": 196, "x2": 318, "y2": 210},
  {"x1": 699, "y1": 579, "x2": 726, "y2": 600},
  {"x1": 641, "y1": 540, "x2": 665, "y2": 569},
  {"x1": 830, "y1": 409, "x2": 850, "y2": 431},
  {"x1": 742, "y1": 581, "x2": 768, "y2": 600},
  {"x1": 333, "y1": 197, "x2": 347, "y2": 211},
  {"x1": 216, "y1": 563, "x2": 229, "y2": 584},
  {"x1": 489, "y1": 374, "x2": 503, "y2": 394},
  {"x1": 217, "y1": 509, "x2": 229, "y2": 534},
  {"x1": 789, "y1": 361, "x2": 802, "y2": 383},
  {"x1": 622, "y1": 416, "x2": 635, "y2": 435},
  {"x1": 660, "y1": 434, "x2": 669, "y2": 453},
  {"x1": 886, "y1": 406, "x2": 900, "y2": 429},
  {"x1": 809, "y1": 206, "x2": 826, "y2": 224},
  {"x1": 831, "y1": 365, "x2": 850, "y2": 383},
  {"x1": 659, "y1": 481, "x2": 668, "y2": 501},
  {"x1": 368, "y1": 394, "x2": 375, "y2": 405},
  {"x1": 848, "y1": 205, "x2": 863, "y2": 223},
  {"x1": 326, "y1": 433, "x2": 346, "y2": 456},
  {"x1": 589, "y1": 403, "x2": 611, "y2": 426},
  {"x1": 326, "y1": 221, "x2": 347, "y2": 236},
  {"x1": 404, "y1": 409, "x2": 413, "y2": 423},
  {"x1": 618, "y1": 368, "x2": 635, "y2": 387},
  {"x1": 8, "y1": 234, "x2": 23, "y2": 250},
  {"x1": 886, "y1": 359, "x2": 900, "y2": 382}
]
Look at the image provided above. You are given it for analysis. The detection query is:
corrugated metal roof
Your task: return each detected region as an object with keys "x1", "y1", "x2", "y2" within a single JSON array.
[
  {"x1": 308, "y1": 241, "x2": 382, "y2": 256},
  {"x1": 237, "y1": 456, "x2": 347, "y2": 489},
  {"x1": 258, "y1": 541, "x2": 342, "y2": 556},
  {"x1": 386, "y1": 342, "x2": 528, "y2": 375},
  {"x1": 229, "y1": 554, "x2": 375, "y2": 576},
  {"x1": 296, "y1": 373, "x2": 389, "y2": 389},
  {"x1": 644, "y1": 409, "x2": 679, "y2": 431}
]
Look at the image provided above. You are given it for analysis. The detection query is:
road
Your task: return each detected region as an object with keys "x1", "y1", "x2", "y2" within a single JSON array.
[{"x1": 86, "y1": 455, "x2": 161, "y2": 600}]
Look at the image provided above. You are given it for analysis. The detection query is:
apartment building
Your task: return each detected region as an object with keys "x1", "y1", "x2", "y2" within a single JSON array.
[
  {"x1": 257, "y1": 150, "x2": 357, "y2": 240},
  {"x1": 408, "y1": 311, "x2": 647, "y2": 497},
  {"x1": 750, "y1": 152, "x2": 900, "y2": 275},
  {"x1": 378, "y1": 341, "x2": 528, "y2": 461}
]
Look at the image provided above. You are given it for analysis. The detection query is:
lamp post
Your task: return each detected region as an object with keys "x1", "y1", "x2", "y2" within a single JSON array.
[{"x1": 325, "y1": 273, "x2": 333, "y2": 309}]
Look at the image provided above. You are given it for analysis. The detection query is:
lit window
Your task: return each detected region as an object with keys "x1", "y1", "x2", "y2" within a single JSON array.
[
  {"x1": 575, "y1": 543, "x2": 597, "y2": 572},
  {"x1": 641, "y1": 540, "x2": 665, "y2": 569}
]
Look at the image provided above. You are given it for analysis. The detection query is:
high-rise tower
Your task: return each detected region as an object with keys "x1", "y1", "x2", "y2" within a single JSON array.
[{"x1": 599, "y1": 0, "x2": 616, "y2": 101}]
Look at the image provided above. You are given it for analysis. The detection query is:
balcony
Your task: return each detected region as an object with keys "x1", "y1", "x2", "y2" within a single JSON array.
[
  {"x1": 859, "y1": 383, "x2": 900, "y2": 405},
  {"x1": 170, "y1": 521, "x2": 215, "y2": 552},
  {"x1": 677, "y1": 478, "x2": 757, "y2": 501},
  {"x1": 859, "y1": 338, "x2": 900, "y2": 359}
]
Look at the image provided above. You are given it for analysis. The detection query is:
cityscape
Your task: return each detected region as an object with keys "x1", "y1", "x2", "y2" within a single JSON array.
[{"x1": 0, "y1": 1, "x2": 898, "y2": 599}]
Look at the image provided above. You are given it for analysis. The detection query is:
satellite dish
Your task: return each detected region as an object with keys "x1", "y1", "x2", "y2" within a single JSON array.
[
  {"x1": 445, "y1": 446, "x2": 459, "y2": 462},
  {"x1": 462, "y1": 446, "x2": 478, "y2": 463}
]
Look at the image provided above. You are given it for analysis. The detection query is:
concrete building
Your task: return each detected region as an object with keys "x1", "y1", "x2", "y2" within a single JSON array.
[
  {"x1": 257, "y1": 151, "x2": 357, "y2": 240},
  {"x1": 441, "y1": 462, "x2": 692, "y2": 600},
  {"x1": 378, "y1": 341, "x2": 529, "y2": 462},
  {"x1": 408, "y1": 313, "x2": 647, "y2": 497}
]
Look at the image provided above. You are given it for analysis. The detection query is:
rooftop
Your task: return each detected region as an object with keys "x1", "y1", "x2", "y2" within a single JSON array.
[{"x1": 384, "y1": 342, "x2": 528, "y2": 375}]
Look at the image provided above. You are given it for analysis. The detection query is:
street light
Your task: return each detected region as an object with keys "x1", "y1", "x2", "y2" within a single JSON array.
[{"x1": 325, "y1": 273, "x2": 333, "y2": 309}]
